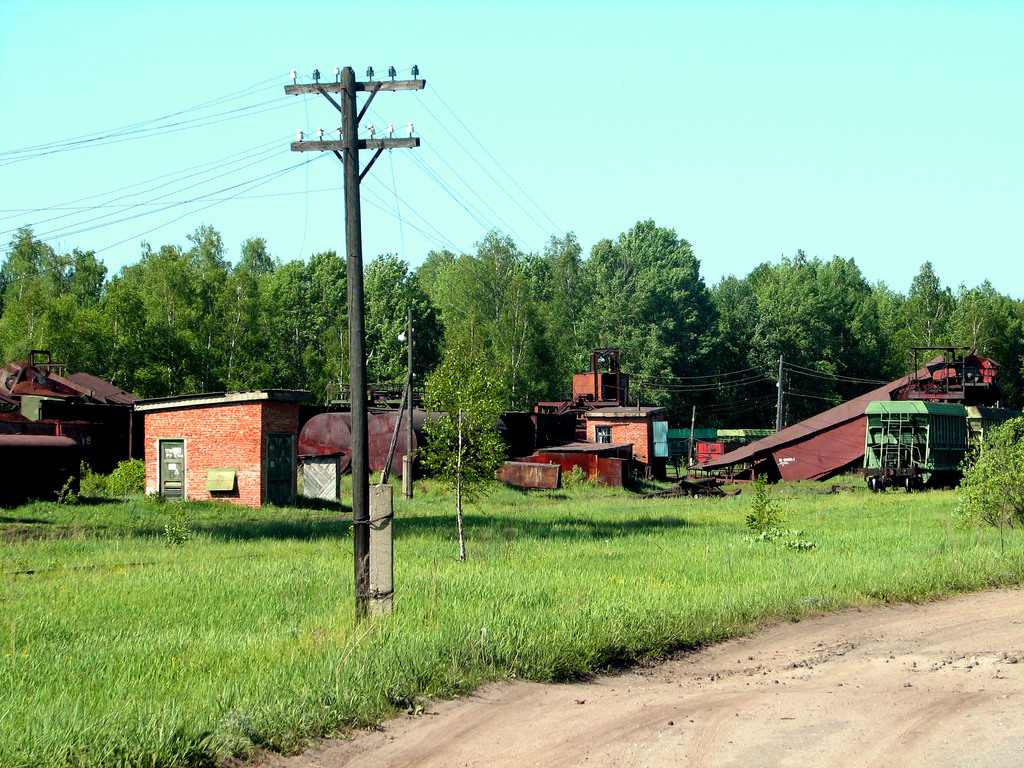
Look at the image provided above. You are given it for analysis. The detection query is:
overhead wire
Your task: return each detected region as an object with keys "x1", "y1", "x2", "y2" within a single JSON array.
[
  {"x1": 430, "y1": 84, "x2": 562, "y2": 235},
  {"x1": 0, "y1": 75, "x2": 293, "y2": 164},
  {"x1": 412, "y1": 92, "x2": 540, "y2": 248},
  {"x1": 27, "y1": 142, "x2": 295, "y2": 242},
  {"x1": 0, "y1": 136, "x2": 288, "y2": 224},
  {"x1": 91, "y1": 156, "x2": 322, "y2": 256},
  {"x1": 1, "y1": 138, "x2": 289, "y2": 238}
]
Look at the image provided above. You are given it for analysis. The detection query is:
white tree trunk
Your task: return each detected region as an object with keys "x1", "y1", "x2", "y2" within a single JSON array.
[{"x1": 456, "y1": 408, "x2": 466, "y2": 561}]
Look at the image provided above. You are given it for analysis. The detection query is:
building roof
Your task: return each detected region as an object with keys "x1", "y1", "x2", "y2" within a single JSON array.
[
  {"x1": 537, "y1": 441, "x2": 633, "y2": 455},
  {"x1": 585, "y1": 406, "x2": 666, "y2": 418},
  {"x1": 135, "y1": 389, "x2": 311, "y2": 412},
  {"x1": 65, "y1": 372, "x2": 137, "y2": 405}
]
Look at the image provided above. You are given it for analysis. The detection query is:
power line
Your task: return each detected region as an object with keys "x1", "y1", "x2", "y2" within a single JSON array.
[
  {"x1": 413, "y1": 92, "x2": 544, "y2": 247},
  {"x1": 0, "y1": 75, "x2": 291, "y2": 163},
  {"x1": 430, "y1": 85, "x2": 562, "y2": 235},
  {"x1": 2, "y1": 139, "x2": 289, "y2": 238},
  {"x1": 91, "y1": 157, "x2": 320, "y2": 256},
  {"x1": 27, "y1": 146, "x2": 296, "y2": 242},
  {"x1": 0, "y1": 137, "x2": 287, "y2": 224}
]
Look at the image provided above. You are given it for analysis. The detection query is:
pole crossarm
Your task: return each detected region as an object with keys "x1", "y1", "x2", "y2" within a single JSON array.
[
  {"x1": 285, "y1": 80, "x2": 426, "y2": 96},
  {"x1": 290, "y1": 138, "x2": 420, "y2": 152}
]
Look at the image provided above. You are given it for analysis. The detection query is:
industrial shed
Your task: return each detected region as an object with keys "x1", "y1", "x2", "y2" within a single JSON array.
[
  {"x1": 583, "y1": 405, "x2": 668, "y2": 479},
  {"x1": 137, "y1": 390, "x2": 309, "y2": 507}
]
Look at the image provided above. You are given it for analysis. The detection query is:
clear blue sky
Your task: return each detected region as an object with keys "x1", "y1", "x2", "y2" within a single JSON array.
[{"x1": 1, "y1": 1, "x2": 1021, "y2": 297}]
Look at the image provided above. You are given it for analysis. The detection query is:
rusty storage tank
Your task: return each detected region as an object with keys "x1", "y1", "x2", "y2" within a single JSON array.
[
  {"x1": 0, "y1": 434, "x2": 80, "y2": 507},
  {"x1": 299, "y1": 408, "x2": 434, "y2": 477}
]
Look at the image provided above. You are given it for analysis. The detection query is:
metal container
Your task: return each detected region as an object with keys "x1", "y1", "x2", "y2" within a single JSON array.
[{"x1": 862, "y1": 401, "x2": 968, "y2": 491}]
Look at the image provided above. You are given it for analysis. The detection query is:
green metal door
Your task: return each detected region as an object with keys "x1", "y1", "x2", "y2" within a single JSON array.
[
  {"x1": 159, "y1": 440, "x2": 185, "y2": 500},
  {"x1": 267, "y1": 435, "x2": 294, "y2": 506}
]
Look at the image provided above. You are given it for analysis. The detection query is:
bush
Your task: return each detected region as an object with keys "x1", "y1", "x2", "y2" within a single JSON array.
[
  {"x1": 79, "y1": 462, "x2": 107, "y2": 497},
  {"x1": 745, "y1": 474, "x2": 783, "y2": 534},
  {"x1": 107, "y1": 459, "x2": 146, "y2": 497},
  {"x1": 561, "y1": 465, "x2": 589, "y2": 487},
  {"x1": 957, "y1": 417, "x2": 1024, "y2": 529}
]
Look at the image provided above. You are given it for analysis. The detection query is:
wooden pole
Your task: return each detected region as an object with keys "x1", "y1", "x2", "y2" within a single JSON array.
[
  {"x1": 343, "y1": 66, "x2": 371, "y2": 618},
  {"x1": 285, "y1": 67, "x2": 424, "y2": 618},
  {"x1": 775, "y1": 355, "x2": 785, "y2": 433},
  {"x1": 688, "y1": 405, "x2": 697, "y2": 471}
]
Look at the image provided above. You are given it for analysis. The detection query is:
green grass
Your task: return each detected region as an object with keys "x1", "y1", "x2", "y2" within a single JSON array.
[{"x1": 2, "y1": 480, "x2": 1023, "y2": 767}]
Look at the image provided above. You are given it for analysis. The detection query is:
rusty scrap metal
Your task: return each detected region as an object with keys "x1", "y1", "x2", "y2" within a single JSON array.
[
  {"x1": 640, "y1": 477, "x2": 741, "y2": 499},
  {"x1": 495, "y1": 461, "x2": 562, "y2": 490}
]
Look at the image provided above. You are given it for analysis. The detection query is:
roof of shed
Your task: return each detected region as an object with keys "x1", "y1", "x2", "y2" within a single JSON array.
[
  {"x1": 585, "y1": 406, "x2": 666, "y2": 418},
  {"x1": 135, "y1": 389, "x2": 311, "y2": 412},
  {"x1": 537, "y1": 441, "x2": 633, "y2": 455}
]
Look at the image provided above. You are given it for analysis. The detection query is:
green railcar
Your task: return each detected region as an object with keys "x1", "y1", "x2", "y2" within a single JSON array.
[
  {"x1": 862, "y1": 401, "x2": 968, "y2": 492},
  {"x1": 966, "y1": 406, "x2": 1021, "y2": 447}
]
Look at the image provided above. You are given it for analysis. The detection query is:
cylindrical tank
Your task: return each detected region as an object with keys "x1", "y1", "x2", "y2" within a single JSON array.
[{"x1": 299, "y1": 409, "x2": 433, "y2": 477}]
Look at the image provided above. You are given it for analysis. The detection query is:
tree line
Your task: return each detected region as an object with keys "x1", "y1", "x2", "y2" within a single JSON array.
[{"x1": 2, "y1": 221, "x2": 1021, "y2": 427}]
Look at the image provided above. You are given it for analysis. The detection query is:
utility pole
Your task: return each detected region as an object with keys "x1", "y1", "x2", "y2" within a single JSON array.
[
  {"x1": 286, "y1": 66, "x2": 424, "y2": 618},
  {"x1": 688, "y1": 405, "x2": 697, "y2": 472},
  {"x1": 775, "y1": 355, "x2": 785, "y2": 432}
]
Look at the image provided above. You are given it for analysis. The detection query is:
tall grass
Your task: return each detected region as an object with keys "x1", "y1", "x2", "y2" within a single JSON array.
[{"x1": 1, "y1": 481, "x2": 1022, "y2": 767}]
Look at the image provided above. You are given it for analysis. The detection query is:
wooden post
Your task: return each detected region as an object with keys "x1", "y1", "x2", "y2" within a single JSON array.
[
  {"x1": 341, "y1": 66, "x2": 372, "y2": 617},
  {"x1": 688, "y1": 405, "x2": 697, "y2": 471}
]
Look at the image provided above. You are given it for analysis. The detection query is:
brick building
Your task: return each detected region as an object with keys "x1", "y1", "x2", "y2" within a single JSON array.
[
  {"x1": 584, "y1": 405, "x2": 668, "y2": 479},
  {"x1": 137, "y1": 390, "x2": 309, "y2": 507}
]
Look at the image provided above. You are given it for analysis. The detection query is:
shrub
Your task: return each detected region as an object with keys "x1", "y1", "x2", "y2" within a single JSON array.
[
  {"x1": 561, "y1": 465, "x2": 589, "y2": 487},
  {"x1": 745, "y1": 474, "x2": 783, "y2": 534},
  {"x1": 107, "y1": 459, "x2": 146, "y2": 498},
  {"x1": 79, "y1": 462, "x2": 107, "y2": 497},
  {"x1": 957, "y1": 417, "x2": 1024, "y2": 530}
]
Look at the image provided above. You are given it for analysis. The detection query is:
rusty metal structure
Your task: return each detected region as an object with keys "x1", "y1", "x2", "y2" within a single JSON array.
[
  {"x1": 0, "y1": 350, "x2": 139, "y2": 474},
  {"x1": 896, "y1": 347, "x2": 1001, "y2": 405},
  {"x1": 701, "y1": 350, "x2": 1007, "y2": 483},
  {"x1": 299, "y1": 408, "x2": 436, "y2": 478}
]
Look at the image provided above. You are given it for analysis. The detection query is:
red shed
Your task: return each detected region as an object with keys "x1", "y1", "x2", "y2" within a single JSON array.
[{"x1": 137, "y1": 390, "x2": 309, "y2": 507}]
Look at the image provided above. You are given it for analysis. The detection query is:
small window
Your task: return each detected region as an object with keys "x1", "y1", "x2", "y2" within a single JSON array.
[{"x1": 595, "y1": 426, "x2": 612, "y2": 444}]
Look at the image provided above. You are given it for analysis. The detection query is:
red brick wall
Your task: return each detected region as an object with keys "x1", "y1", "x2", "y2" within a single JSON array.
[
  {"x1": 144, "y1": 400, "x2": 299, "y2": 507},
  {"x1": 587, "y1": 416, "x2": 653, "y2": 464}
]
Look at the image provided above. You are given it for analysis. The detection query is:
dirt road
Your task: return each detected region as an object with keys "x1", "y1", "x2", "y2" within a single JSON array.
[{"x1": 265, "y1": 589, "x2": 1024, "y2": 767}]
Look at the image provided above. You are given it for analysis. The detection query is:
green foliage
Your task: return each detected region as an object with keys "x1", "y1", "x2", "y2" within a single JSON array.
[
  {"x1": 164, "y1": 505, "x2": 193, "y2": 546},
  {"x1": 3, "y1": 221, "x2": 1023, "y2": 423},
  {"x1": 107, "y1": 459, "x2": 146, "y2": 498},
  {"x1": 56, "y1": 475, "x2": 78, "y2": 505},
  {"x1": 585, "y1": 220, "x2": 714, "y2": 418},
  {"x1": 957, "y1": 417, "x2": 1024, "y2": 529},
  {"x1": 78, "y1": 462, "x2": 107, "y2": 497},
  {"x1": 744, "y1": 527, "x2": 816, "y2": 550},
  {"x1": 561, "y1": 465, "x2": 590, "y2": 487},
  {"x1": 745, "y1": 474, "x2": 783, "y2": 534},
  {"x1": 423, "y1": 340, "x2": 507, "y2": 559}
]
